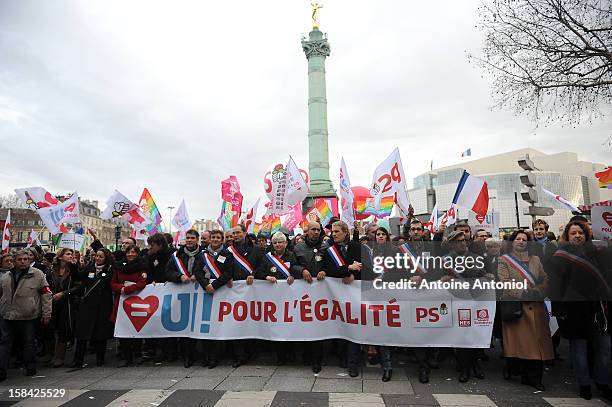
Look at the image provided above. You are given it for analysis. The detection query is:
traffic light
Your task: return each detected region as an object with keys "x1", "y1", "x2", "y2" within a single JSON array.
[{"x1": 518, "y1": 155, "x2": 554, "y2": 219}]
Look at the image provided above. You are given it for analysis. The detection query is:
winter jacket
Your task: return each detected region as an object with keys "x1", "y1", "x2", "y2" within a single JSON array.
[
  {"x1": 73, "y1": 263, "x2": 114, "y2": 340},
  {"x1": 110, "y1": 257, "x2": 147, "y2": 322},
  {"x1": 258, "y1": 250, "x2": 303, "y2": 279},
  {"x1": 0, "y1": 266, "x2": 52, "y2": 321}
]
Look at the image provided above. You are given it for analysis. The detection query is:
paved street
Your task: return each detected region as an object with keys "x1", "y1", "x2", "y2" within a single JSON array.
[{"x1": 0, "y1": 341, "x2": 609, "y2": 406}]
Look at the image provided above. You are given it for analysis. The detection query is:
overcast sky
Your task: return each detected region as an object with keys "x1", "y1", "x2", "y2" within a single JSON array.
[{"x1": 1, "y1": 0, "x2": 610, "y2": 225}]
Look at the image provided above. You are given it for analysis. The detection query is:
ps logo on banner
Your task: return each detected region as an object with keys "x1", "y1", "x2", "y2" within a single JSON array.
[{"x1": 411, "y1": 302, "x2": 452, "y2": 328}]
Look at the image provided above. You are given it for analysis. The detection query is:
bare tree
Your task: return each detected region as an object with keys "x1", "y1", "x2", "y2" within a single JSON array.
[
  {"x1": 0, "y1": 194, "x2": 23, "y2": 209},
  {"x1": 470, "y1": 0, "x2": 612, "y2": 123}
]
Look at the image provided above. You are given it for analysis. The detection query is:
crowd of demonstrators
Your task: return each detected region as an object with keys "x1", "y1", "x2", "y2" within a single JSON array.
[{"x1": 0, "y1": 215, "x2": 610, "y2": 401}]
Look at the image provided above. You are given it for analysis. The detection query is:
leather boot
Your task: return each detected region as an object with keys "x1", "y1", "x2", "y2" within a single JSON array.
[{"x1": 53, "y1": 342, "x2": 66, "y2": 368}]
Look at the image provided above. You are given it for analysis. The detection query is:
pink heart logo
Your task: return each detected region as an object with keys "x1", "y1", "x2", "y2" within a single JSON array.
[{"x1": 122, "y1": 296, "x2": 159, "y2": 332}]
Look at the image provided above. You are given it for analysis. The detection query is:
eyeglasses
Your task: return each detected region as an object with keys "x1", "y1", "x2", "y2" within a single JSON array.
[{"x1": 310, "y1": 228, "x2": 321, "y2": 231}]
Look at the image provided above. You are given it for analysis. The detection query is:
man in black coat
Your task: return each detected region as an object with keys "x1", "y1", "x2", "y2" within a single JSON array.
[
  {"x1": 224, "y1": 224, "x2": 264, "y2": 367},
  {"x1": 294, "y1": 221, "x2": 328, "y2": 372},
  {"x1": 320, "y1": 220, "x2": 363, "y2": 377},
  {"x1": 165, "y1": 229, "x2": 204, "y2": 368},
  {"x1": 195, "y1": 229, "x2": 233, "y2": 368},
  {"x1": 142, "y1": 233, "x2": 176, "y2": 363}
]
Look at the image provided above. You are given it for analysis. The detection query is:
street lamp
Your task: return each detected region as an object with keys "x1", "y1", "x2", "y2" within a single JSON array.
[
  {"x1": 168, "y1": 206, "x2": 175, "y2": 234},
  {"x1": 114, "y1": 225, "x2": 122, "y2": 251}
]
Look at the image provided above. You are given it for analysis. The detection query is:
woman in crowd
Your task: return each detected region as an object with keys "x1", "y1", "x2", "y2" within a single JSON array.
[
  {"x1": 110, "y1": 245, "x2": 147, "y2": 367},
  {"x1": 47, "y1": 248, "x2": 80, "y2": 368},
  {"x1": 69, "y1": 248, "x2": 115, "y2": 368},
  {"x1": 548, "y1": 221, "x2": 612, "y2": 400},
  {"x1": 371, "y1": 226, "x2": 396, "y2": 381},
  {"x1": 498, "y1": 230, "x2": 552, "y2": 391}
]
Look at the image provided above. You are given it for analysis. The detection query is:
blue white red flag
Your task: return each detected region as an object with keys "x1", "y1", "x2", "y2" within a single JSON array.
[{"x1": 451, "y1": 171, "x2": 489, "y2": 217}]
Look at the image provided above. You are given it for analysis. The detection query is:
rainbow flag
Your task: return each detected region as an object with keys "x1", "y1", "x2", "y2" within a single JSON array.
[
  {"x1": 596, "y1": 167, "x2": 612, "y2": 189},
  {"x1": 260, "y1": 215, "x2": 281, "y2": 237},
  {"x1": 139, "y1": 188, "x2": 163, "y2": 234},
  {"x1": 271, "y1": 217, "x2": 281, "y2": 234},
  {"x1": 253, "y1": 222, "x2": 261, "y2": 235},
  {"x1": 314, "y1": 199, "x2": 333, "y2": 227},
  {"x1": 355, "y1": 199, "x2": 367, "y2": 214},
  {"x1": 217, "y1": 201, "x2": 234, "y2": 231},
  {"x1": 363, "y1": 196, "x2": 394, "y2": 218}
]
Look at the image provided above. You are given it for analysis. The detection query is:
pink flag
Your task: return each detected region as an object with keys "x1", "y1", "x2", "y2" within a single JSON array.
[
  {"x1": 282, "y1": 203, "x2": 303, "y2": 231},
  {"x1": 221, "y1": 176, "x2": 243, "y2": 226}
]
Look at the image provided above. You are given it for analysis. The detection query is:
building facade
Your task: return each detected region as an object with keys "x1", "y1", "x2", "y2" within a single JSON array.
[
  {"x1": 409, "y1": 148, "x2": 609, "y2": 233},
  {"x1": 0, "y1": 199, "x2": 130, "y2": 250}
]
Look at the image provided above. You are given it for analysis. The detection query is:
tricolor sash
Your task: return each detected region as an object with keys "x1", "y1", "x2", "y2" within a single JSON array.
[
  {"x1": 173, "y1": 252, "x2": 190, "y2": 277},
  {"x1": 265, "y1": 252, "x2": 290, "y2": 278},
  {"x1": 327, "y1": 245, "x2": 346, "y2": 267},
  {"x1": 203, "y1": 252, "x2": 222, "y2": 280},
  {"x1": 227, "y1": 246, "x2": 255, "y2": 275},
  {"x1": 554, "y1": 248, "x2": 611, "y2": 293},
  {"x1": 399, "y1": 243, "x2": 428, "y2": 274},
  {"x1": 500, "y1": 254, "x2": 536, "y2": 286}
]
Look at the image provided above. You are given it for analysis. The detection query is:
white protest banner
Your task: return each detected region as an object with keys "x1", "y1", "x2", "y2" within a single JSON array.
[
  {"x1": 339, "y1": 157, "x2": 355, "y2": 226},
  {"x1": 467, "y1": 211, "x2": 500, "y2": 237},
  {"x1": 592, "y1": 206, "x2": 612, "y2": 241},
  {"x1": 100, "y1": 190, "x2": 149, "y2": 230},
  {"x1": 37, "y1": 192, "x2": 81, "y2": 234},
  {"x1": 1, "y1": 210, "x2": 10, "y2": 252},
  {"x1": 14, "y1": 187, "x2": 59, "y2": 209},
  {"x1": 370, "y1": 148, "x2": 410, "y2": 215},
  {"x1": 58, "y1": 233, "x2": 86, "y2": 251},
  {"x1": 172, "y1": 199, "x2": 191, "y2": 232},
  {"x1": 115, "y1": 279, "x2": 495, "y2": 348},
  {"x1": 285, "y1": 156, "x2": 309, "y2": 205}
]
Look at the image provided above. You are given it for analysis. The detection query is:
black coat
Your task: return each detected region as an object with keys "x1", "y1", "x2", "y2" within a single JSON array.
[
  {"x1": 293, "y1": 237, "x2": 328, "y2": 277},
  {"x1": 73, "y1": 263, "x2": 114, "y2": 340},
  {"x1": 146, "y1": 247, "x2": 173, "y2": 283},
  {"x1": 165, "y1": 245, "x2": 206, "y2": 283},
  {"x1": 548, "y1": 244, "x2": 612, "y2": 339},
  {"x1": 196, "y1": 246, "x2": 233, "y2": 290},
  {"x1": 258, "y1": 250, "x2": 303, "y2": 279},
  {"x1": 47, "y1": 263, "x2": 80, "y2": 337},
  {"x1": 226, "y1": 240, "x2": 264, "y2": 281},
  {"x1": 321, "y1": 239, "x2": 362, "y2": 279}
]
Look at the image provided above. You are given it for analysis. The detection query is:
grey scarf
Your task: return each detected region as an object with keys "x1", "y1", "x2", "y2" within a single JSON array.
[{"x1": 184, "y1": 246, "x2": 200, "y2": 274}]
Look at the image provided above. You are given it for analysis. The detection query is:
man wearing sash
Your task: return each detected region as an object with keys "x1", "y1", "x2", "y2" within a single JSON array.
[
  {"x1": 165, "y1": 229, "x2": 203, "y2": 368},
  {"x1": 226, "y1": 224, "x2": 264, "y2": 367},
  {"x1": 258, "y1": 232, "x2": 303, "y2": 365},
  {"x1": 194, "y1": 229, "x2": 232, "y2": 369},
  {"x1": 321, "y1": 220, "x2": 363, "y2": 377},
  {"x1": 442, "y1": 230, "x2": 490, "y2": 383},
  {"x1": 400, "y1": 219, "x2": 443, "y2": 383},
  {"x1": 294, "y1": 221, "x2": 328, "y2": 373}
]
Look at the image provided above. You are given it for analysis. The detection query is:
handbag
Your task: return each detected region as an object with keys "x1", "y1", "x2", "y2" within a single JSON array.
[{"x1": 500, "y1": 299, "x2": 523, "y2": 321}]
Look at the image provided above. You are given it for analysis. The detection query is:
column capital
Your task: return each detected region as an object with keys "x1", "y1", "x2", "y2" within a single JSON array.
[{"x1": 302, "y1": 32, "x2": 330, "y2": 59}]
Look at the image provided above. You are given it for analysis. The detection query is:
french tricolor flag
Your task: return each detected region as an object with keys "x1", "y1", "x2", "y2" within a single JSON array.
[
  {"x1": 461, "y1": 148, "x2": 471, "y2": 158},
  {"x1": 452, "y1": 170, "x2": 489, "y2": 217}
]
